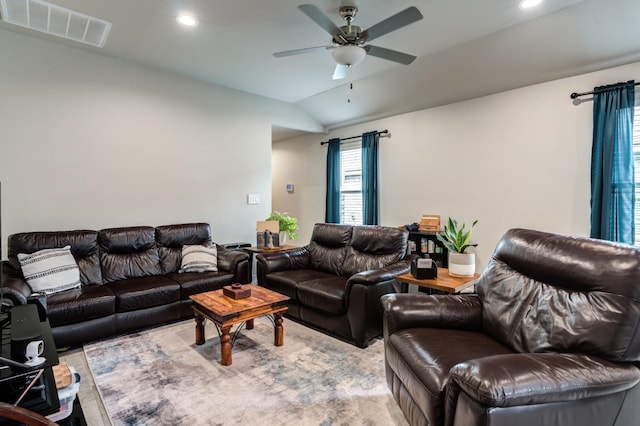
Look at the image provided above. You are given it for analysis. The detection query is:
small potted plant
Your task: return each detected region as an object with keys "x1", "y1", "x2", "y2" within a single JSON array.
[
  {"x1": 265, "y1": 211, "x2": 299, "y2": 244},
  {"x1": 436, "y1": 218, "x2": 478, "y2": 277}
]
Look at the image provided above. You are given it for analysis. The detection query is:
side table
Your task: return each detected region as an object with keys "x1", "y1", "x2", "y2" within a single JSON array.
[
  {"x1": 396, "y1": 268, "x2": 480, "y2": 294},
  {"x1": 0, "y1": 306, "x2": 87, "y2": 425},
  {"x1": 1, "y1": 307, "x2": 60, "y2": 417}
]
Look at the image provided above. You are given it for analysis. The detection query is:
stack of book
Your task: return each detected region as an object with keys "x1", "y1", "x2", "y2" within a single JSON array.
[{"x1": 47, "y1": 361, "x2": 80, "y2": 422}]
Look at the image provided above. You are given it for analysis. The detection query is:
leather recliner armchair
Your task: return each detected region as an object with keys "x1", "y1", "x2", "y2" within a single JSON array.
[{"x1": 382, "y1": 228, "x2": 640, "y2": 426}]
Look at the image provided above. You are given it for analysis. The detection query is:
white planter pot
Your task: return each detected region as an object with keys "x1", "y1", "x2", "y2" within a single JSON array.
[
  {"x1": 279, "y1": 231, "x2": 288, "y2": 246},
  {"x1": 448, "y1": 252, "x2": 475, "y2": 277}
]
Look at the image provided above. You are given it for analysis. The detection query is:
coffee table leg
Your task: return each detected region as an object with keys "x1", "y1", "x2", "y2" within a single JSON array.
[
  {"x1": 220, "y1": 325, "x2": 233, "y2": 366},
  {"x1": 274, "y1": 312, "x2": 284, "y2": 346},
  {"x1": 246, "y1": 319, "x2": 254, "y2": 330},
  {"x1": 194, "y1": 312, "x2": 205, "y2": 345}
]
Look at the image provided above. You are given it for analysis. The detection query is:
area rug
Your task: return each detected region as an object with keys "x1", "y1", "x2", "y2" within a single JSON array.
[{"x1": 83, "y1": 317, "x2": 408, "y2": 425}]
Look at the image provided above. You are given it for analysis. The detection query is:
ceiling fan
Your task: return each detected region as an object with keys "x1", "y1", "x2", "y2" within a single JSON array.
[{"x1": 273, "y1": 2, "x2": 424, "y2": 80}]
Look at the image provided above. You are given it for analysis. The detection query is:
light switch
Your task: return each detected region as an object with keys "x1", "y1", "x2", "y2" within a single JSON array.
[{"x1": 247, "y1": 194, "x2": 260, "y2": 205}]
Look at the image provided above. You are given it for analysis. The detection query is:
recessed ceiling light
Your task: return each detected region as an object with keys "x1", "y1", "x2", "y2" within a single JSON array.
[
  {"x1": 176, "y1": 13, "x2": 198, "y2": 27},
  {"x1": 520, "y1": 0, "x2": 544, "y2": 9}
]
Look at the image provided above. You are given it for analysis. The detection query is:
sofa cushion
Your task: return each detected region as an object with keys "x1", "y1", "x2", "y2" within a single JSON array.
[
  {"x1": 308, "y1": 223, "x2": 352, "y2": 275},
  {"x1": 264, "y1": 269, "x2": 334, "y2": 300},
  {"x1": 8, "y1": 230, "x2": 102, "y2": 285},
  {"x1": 156, "y1": 223, "x2": 213, "y2": 274},
  {"x1": 105, "y1": 276, "x2": 180, "y2": 313},
  {"x1": 46, "y1": 285, "x2": 116, "y2": 327},
  {"x1": 167, "y1": 271, "x2": 234, "y2": 299},
  {"x1": 17, "y1": 246, "x2": 82, "y2": 294},
  {"x1": 387, "y1": 328, "x2": 514, "y2": 425},
  {"x1": 341, "y1": 225, "x2": 407, "y2": 277},
  {"x1": 99, "y1": 226, "x2": 161, "y2": 283},
  {"x1": 297, "y1": 275, "x2": 349, "y2": 315},
  {"x1": 179, "y1": 244, "x2": 217, "y2": 273}
]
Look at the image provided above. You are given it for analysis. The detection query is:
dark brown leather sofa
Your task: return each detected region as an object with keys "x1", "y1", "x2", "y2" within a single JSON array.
[
  {"x1": 256, "y1": 223, "x2": 413, "y2": 348},
  {"x1": 382, "y1": 228, "x2": 640, "y2": 426},
  {"x1": 2, "y1": 223, "x2": 249, "y2": 348}
]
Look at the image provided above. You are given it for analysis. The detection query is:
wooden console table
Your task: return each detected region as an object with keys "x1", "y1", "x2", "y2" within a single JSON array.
[{"x1": 396, "y1": 268, "x2": 480, "y2": 294}]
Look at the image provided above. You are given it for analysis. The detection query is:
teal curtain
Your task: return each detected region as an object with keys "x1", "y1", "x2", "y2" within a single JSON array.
[
  {"x1": 325, "y1": 138, "x2": 341, "y2": 223},
  {"x1": 590, "y1": 80, "x2": 635, "y2": 243},
  {"x1": 362, "y1": 131, "x2": 379, "y2": 225}
]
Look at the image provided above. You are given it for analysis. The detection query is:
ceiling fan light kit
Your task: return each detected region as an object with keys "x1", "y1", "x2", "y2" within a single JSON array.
[
  {"x1": 332, "y1": 45, "x2": 366, "y2": 66},
  {"x1": 520, "y1": 0, "x2": 544, "y2": 9},
  {"x1": 273, "y1": 2, "x2": 423, "y2": 80},
  {"x1": 176, "y1": 13, "x2": 198, "y2": 27}
]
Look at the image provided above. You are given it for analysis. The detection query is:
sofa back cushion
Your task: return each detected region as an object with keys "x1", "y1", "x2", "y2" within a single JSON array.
[
  {"x1": 98, "y1": 226, "x2": 160, "y2": 283},
  {"x1": 477, "y1": 228, "x2": 640, "y2": 362},
  {"x1": 341, "y1": 225, "x2": 408, "y2": 276},
  {"x1": 308, "y1": 223, "x2": 352, "y2": 275},
  {"x1": 8, "y1": 230, "x2": 102, "y2": 285},
  {"x1": 155, "y1": 223, "x2": 213, "y2": 274}
]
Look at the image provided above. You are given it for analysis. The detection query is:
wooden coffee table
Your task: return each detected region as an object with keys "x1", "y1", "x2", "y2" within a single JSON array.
[{"x1": 189, "y1": 286, "x2": 289, "y2": 366}]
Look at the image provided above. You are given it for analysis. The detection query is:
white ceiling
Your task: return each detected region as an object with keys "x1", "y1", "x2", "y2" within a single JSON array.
[{"x1": 1, "y1": 0, "x2": 640, "y2": 141}]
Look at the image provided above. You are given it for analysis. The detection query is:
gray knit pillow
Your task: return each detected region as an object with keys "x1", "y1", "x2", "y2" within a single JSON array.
[
  {"x1": 179, "y1": 244, "x2": 218, "y2": 273},
  {"x1": 18, "y1": 245, "x2": 81, "y2": 294}
]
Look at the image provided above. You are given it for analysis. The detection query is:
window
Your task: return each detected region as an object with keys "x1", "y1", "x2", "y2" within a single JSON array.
[
  {"x1": 340, "y1": 141, "x2": 363, "y2": 225},
  {"x1": 634, "y1": 104, "x2": 640, "y2": 245}
]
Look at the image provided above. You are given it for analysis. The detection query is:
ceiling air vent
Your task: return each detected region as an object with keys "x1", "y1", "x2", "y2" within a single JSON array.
[{"x1": 0, "y1": 0, "x2": 111, "y2": 48}]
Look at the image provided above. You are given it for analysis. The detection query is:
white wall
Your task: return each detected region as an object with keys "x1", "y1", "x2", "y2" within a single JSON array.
[
  {"x1": 0, "y1": 29, "x2": 322, "y2": 255},
  {"x1": 273, "y1": 60, "x2": 640, "y2": 270}
]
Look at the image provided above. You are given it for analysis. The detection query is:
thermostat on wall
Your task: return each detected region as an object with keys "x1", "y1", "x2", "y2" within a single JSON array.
[{"x1": 285, "y1": 183, "x2": 294, "y2": 192}]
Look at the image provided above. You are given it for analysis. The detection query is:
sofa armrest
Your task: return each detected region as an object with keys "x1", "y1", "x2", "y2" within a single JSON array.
[
  {"x1": 256, "y1": 247, "x2": 310, "y2": 274},
  {"x1": 216, "y1": 245, "x2": 249, "y2": 271},
  {"x1": 381, "y1": 293, "x2": 482, "y2": 338},
  {"x1": 347, "y1": 258, "x2": 412, "y2": 286},
  {"x1": 1, "y1": 261, "x2": 31, "y2": 306},
  {"x1": 215, "y1": 245, "x2": 249, "y2": 283},
  {"x1": 448, "y1": 353, "x2": 640, "y2": 409}
]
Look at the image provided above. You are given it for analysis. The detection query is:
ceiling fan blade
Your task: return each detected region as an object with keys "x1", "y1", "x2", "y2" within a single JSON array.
[
  {"x1": 299, "y1": 4, "x2": 347, "y2": 40},
  {"x1": 365, "y1": 45, "x2": 417, "y2": 65},
  {"x1": 332, "y1": 64, "x2": 348, "y2": 80},
  {"x1": 364, "y1": 6, "x2": 423, "y2": 43},
  {"x1": 273, "y1": 46, "x2": 332, "y2": 58}
]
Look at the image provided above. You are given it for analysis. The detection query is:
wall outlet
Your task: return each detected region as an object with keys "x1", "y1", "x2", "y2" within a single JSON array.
[{"x1": 247, "y1": 194, "x2": 260, "y2": 205}]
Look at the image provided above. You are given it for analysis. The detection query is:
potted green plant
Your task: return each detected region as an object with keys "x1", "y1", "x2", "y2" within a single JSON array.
[
  {"x1": 436, "y1": 217, "x2": 478, "y2": 277},
  {"x1": 265, "y1": 211, "x2": 298, "y2": 244}
]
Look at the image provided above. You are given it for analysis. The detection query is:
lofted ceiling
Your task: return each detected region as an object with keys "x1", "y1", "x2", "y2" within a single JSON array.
[{"x1": 1, "y1": 0, "x2": 640, "y2": 141}]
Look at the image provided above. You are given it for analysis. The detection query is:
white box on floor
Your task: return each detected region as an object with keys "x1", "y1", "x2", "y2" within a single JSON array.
[{"x1": 47, "y1": 365, "x2": 80, "y2": 422}]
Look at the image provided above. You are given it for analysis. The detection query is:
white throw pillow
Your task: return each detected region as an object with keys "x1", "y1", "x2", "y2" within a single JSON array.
[
  {"x1": 179, "y1": 244, "x2": 218, "y2": 273},
  {"x1": 17, "y1": 246, "x2": 81, "y2": 294}
]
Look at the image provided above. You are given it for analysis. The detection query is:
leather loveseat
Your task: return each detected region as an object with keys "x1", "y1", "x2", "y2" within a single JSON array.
[
  {"x1": 382, "y1": 228, "x2": 640, "y2": 426},
  {"x1": 2, "y1": 223, "x2": 249, "y2": 348},
  {"x1": 256, "y1": 223, "x2": 413, "y2": 348}
]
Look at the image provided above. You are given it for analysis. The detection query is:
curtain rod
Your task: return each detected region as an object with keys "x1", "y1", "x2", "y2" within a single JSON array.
[
  {"x1": 570, "y1": 80, "x2": 639, "y2": 99},
  {"x1": 320, "y1": 129, "x2": 390, "y2": 145}
]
